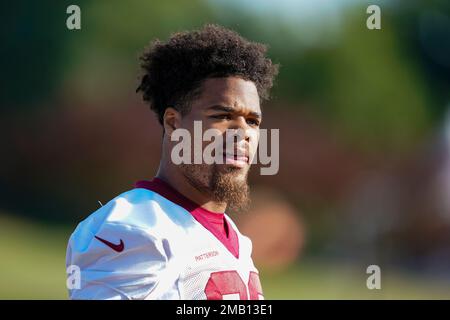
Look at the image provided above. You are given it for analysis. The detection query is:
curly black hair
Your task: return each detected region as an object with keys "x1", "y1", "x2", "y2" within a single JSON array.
[{"x1": 136, "y1": 24, "x2": 279, "y2": 124}]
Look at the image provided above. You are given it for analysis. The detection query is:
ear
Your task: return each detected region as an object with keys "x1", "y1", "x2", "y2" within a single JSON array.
[{"x1": 162, "y1": 107, "x2": 182, "y2": 136}]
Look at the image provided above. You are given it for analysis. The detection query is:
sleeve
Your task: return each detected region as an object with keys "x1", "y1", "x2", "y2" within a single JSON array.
[{"x1": 66, "y1": 205, "x2": 179, "y2": 300}]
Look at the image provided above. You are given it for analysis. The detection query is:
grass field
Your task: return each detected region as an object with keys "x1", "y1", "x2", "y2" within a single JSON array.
[{"x1": 1, "y1": 213, "x2": 450, "y2": 299}]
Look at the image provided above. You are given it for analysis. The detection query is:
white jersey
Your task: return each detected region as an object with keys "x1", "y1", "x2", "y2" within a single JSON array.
[{"x1": 66, "y1": 179, "x2": 263, "y2": 300}]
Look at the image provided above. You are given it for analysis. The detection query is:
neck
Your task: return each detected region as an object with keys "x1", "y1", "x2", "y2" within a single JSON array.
[{"x1": 155, "y1": 161, "x2": 227, "y2": 213}]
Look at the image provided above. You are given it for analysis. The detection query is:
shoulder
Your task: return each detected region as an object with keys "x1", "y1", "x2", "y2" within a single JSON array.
[
  {"x1": 75, "y1": 188, "x2": 192, "y2": 234},
  {"x1": 68, "y1": 187, "x2": 194, "y2": 255},
  {"x1": 66, "y1": 187, "x2": 194, "y2": 299}
]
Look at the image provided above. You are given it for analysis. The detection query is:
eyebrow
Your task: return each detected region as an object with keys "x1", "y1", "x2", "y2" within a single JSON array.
[{"x1": 206, "y1": 105, "x2": 262, "y2": 119}]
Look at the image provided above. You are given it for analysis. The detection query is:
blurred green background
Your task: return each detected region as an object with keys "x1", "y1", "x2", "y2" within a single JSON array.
[{"x1": 1, "y1": 0, "x2": 450, "y2": 299}]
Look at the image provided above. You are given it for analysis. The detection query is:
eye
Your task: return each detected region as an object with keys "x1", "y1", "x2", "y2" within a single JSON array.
[
  {"x1": 211, "y1": 114, "x2": 232, "y2": 121},
  {"x1": 246, "y1": 118, "x2": 260, "y2": 126}
]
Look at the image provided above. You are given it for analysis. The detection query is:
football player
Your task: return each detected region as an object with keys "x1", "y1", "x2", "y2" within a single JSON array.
[{"x1": 66, "y1": 24, "x2": 279, "y2": 300}]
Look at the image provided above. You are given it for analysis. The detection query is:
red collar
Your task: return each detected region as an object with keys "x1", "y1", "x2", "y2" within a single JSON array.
[{"x1": 134, "y1": 177, "x2": 239, "y2": 258}]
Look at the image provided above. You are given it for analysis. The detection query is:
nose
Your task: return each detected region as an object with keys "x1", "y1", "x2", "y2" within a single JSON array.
[{"x1": 228, "y1": 116, "x2": 251, "y2": 143}]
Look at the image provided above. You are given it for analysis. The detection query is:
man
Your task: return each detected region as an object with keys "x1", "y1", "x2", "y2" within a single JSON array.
[{"x1": 66, "y1": 24, "x2": 279, "y2": 300}]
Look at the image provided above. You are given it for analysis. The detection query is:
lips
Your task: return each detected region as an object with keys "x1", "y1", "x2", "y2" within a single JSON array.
[{"x1": 223, "y1": 148, "x2": 249, "y2": 168}]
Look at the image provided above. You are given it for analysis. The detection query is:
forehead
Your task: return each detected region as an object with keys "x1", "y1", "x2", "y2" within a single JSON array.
[{"x1": 193, "y1": 77, "x2": 261, "y2": 113}]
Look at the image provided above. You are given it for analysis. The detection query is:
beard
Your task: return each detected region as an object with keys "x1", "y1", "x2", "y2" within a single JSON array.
[{"x1": 180, "y1": 163, "x2": 250, "y2": 213}]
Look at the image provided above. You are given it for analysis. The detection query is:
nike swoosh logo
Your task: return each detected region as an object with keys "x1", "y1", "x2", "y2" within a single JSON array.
[{"x1": 94, "y1": 236, "x2": 124, "y2": 252}]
